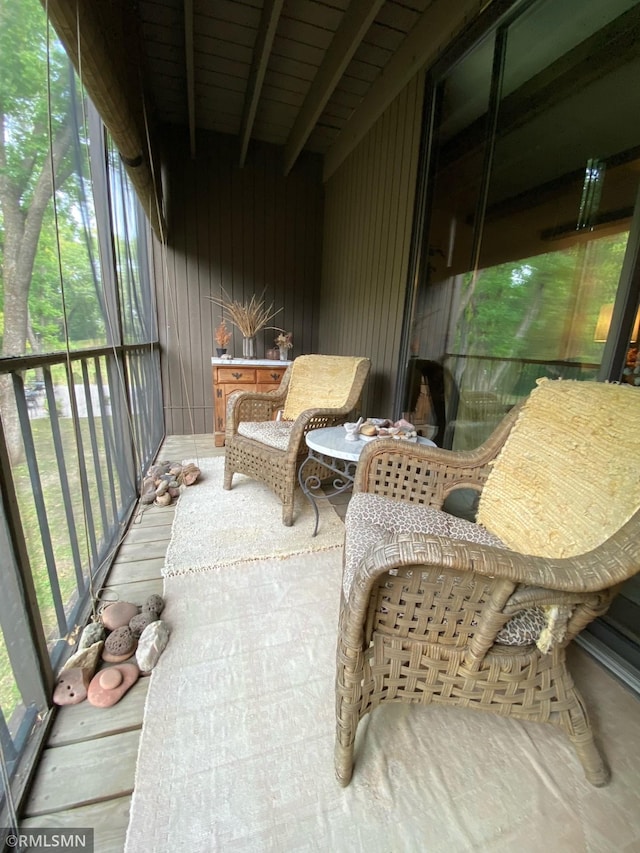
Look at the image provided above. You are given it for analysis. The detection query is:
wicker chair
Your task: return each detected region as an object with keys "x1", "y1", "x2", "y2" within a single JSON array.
[
  {"x1": 224, "y1": 354, "x2": 370, "y2": 525},
  {"x1": 335, "y1": 378, "x2": 640, "y2": 788}
]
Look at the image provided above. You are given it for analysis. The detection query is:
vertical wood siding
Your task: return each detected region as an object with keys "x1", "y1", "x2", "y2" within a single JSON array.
[
  {"x1": 153, "y1": 130, "x2": 324, "y2": 434},
  {"x1": 153, "y1": 73, "x2": 424, "y2": 434},
  {"x1": 320, "y1": 71, "x2": 425, "y2": 417}
]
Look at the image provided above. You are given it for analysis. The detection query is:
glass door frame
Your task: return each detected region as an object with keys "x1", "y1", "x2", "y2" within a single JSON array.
[
  {"x1": 599, "y1": 180, "x2": 640, "y2": 381},
  {"x1": 396, "y1": 0, "x2": 640, "y2": 695},
  {"x1": 394, "y1": 0, "x2": 529, "y2": 418}
]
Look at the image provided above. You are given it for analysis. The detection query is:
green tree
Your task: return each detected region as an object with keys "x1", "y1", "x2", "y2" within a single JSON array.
[
  {"x1": 0, "y1": 0, "x2": 73, "y2": 459},
  {"x1": 455, "y1": 234, "x2": 628, "y2": 363},
  {"x1": 29, "y1": 204, "x2": 105, "y2": 349}
]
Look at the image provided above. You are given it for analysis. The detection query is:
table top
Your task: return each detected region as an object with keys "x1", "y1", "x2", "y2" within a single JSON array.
[
  {"x1": 305, "y1": 426, "x2": 436, "y2": 462},
  {"x1": 211, "y1": 357, "x2": 292, "y2": 367}
]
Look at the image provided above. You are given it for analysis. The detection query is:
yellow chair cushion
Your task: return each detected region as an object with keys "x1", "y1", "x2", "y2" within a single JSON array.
[
  {"x1": 282, "y1": 355, "x2": 367, "y2": 421},
  {"x1": 477, "y1": 379, "x2": 640, "y2": 558}
]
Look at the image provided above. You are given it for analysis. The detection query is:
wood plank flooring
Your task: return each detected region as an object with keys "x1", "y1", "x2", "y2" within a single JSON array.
[{"x1": 20, "y1": 435, "x2": 221, "y2": 853}]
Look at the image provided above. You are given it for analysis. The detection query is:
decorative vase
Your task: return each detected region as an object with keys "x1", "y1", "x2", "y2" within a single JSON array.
[
  {"x1": 279, "y1": 346, "x2": 289, "y2": 361},
  {"x1": 216, "y1": 348, "x2": 227, "y2": 357},
  {"x1": 242, "y1": 336, "x2": 256, "y2": 359}
]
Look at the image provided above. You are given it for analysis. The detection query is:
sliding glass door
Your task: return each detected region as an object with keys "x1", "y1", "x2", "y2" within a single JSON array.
[{"x1": 401, "y1": 0, "x2": 640, "y2": 688}]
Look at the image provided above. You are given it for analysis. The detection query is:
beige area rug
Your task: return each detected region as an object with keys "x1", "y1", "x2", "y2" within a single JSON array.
[
  {"x1": 163, "y1": 456, "x2": 345, "y2": 576},
  {"x1": 126, "y1": 549, "x2": 640, "y2": 852}
]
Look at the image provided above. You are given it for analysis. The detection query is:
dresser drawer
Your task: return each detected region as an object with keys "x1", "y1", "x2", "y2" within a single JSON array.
[
  {"x1": 256, "y1": 367, "x2": 287, "y2": 384},
  {"x1": 215, "y1": 367, "x2": 256, "y2": 383}
]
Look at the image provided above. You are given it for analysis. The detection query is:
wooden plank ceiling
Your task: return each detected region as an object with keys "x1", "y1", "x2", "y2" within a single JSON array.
[{"x1": 137, "y1": 0, "x2": 434, "y2": 171}]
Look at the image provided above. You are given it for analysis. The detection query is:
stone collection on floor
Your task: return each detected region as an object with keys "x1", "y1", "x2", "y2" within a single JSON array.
[
  {"x1": 140, "y1": 461, "x2": 201, "y2": 506},
  {"x1": 52, "y1": 594, "x2": 170, "y2": 708}
]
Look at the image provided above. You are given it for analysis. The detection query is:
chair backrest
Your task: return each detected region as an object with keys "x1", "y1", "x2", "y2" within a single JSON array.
[
  {"x1": 476, "y1": 379, "x2": 640, "y2": 558},
  {"x1": 282, "y1": 355, "x2": 370, "y2": 421}
]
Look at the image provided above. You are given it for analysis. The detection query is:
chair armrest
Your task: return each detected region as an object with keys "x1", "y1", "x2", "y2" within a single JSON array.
[
  {"x1": 225, "y1": 387, "x2": 288, "y2": 437},
  {"x1": 343, "y1": 531, "x2": 624, "y2": 660},
  {"x1": 501, "y1": 584, "x2": 611, "y2": 613},
  {"x1": 350, "y1": 526, "x2": 640, "y2": 599},
  {"x1": 353, "y1": 404, "x2": 519, "y2": 507}
]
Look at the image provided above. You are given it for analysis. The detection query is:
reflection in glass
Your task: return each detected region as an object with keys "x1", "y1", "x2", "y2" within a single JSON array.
[
  {"x1": 402, "y1": 0, "x2": 640, "y2": 690},
  {"x1": 405, "y1": 0, "x2": 640, "y2": 452}
]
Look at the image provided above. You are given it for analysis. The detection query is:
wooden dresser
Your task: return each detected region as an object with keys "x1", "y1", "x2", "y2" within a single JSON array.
[{"x1": 212, "y1": 357, "x2": 291, "y2": 446}]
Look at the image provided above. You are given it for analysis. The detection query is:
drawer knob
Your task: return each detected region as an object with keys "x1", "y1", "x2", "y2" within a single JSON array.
[
  {"x1": 232, "y1": 371, "x2": 242, "y2": 379},
  {"x1": 270, "y1": 372, "x2": 280, "y2": 381}
]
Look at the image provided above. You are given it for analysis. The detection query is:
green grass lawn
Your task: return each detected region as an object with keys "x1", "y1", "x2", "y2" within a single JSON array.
[{"x1": 0, "y1": 412, "x2": 117, "y2": 722}]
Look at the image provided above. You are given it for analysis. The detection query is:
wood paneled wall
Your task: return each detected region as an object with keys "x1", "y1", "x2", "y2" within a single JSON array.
[
  {"x1": 153, "y1": 130, "x2": 324, "y2": 434},
  {"x1": 319, "y1": 71, "x2": 425, "y2": 418},
  {"x1": 153, "y1": 72, "x2": 426, "y2": 435}
]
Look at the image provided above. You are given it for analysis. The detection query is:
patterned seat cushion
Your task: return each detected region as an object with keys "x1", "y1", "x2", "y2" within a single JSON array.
[
  {"x1": 498, "y1": 604, "x2": 546, "y2": 645},
  {"x1": 237, "y1": 420, "x2": 294, "y2": 451},
  {"x1": 344, "y1": 493, "x2": 545, "y2": 646}
]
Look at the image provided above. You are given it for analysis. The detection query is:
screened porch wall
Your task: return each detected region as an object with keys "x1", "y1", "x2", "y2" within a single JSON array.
[{"x1": 152, "y1": 129, "x2": 324, "y2": 435}]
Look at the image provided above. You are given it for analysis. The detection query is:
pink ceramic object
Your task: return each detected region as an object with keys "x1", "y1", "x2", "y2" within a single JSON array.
[{"x1": 87, "y1": 664, "x2": 139, "y2": 707}]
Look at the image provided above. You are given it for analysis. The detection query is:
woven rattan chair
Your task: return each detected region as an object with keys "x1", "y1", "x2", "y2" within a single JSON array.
[
  {"x1": 224, "y1": 354, "x2": 370, "y2": 525},
  {"x1": 335, "y1": 378, "x2": 640, "y2": 787}
]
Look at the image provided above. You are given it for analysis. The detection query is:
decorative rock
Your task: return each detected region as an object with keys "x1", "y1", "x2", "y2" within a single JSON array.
[
  {"x1": 78, "y1": 621, "x2": 105, "y2": 650},
  {"x1": 154, "y1": 492, "x2": 172, "y2": 507},
  {"x1": 136, "y1": 620, "x2": 170, "y2": 673},
  {"x1": 53, "y1": 667, "x2": 90, "y2": 705},
  {"x1": 129, "y1": 610, "x2": 157, "y2": 638},
  {"x1": 155, "y1": 479, "x2": 169, "y2": 496},
  {"x1": 103, "y1": 626, "x2": 137, "y2": 663},
  {"x1": 143, "y1": 594, "x2": 165, "y2": 617},
  {"x1": 180, "y1": 463, "x2": 201, "y2": 486},
  {"x1": 101, "y1": 601, "x2": 139, "y2": 631},
  {"x1": 62, "y1": 640, "x2": 104, "y2": 680},
  {"x1": 147, "y1": 463, "x2": 169, "y2": 480},
  {"x1": 87, "y1": 663, "x2": 140, "y2": 707}
]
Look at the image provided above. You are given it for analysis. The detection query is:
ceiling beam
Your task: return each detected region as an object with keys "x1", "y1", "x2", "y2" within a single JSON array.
[
  {"x1": 283, "y1": 0, "x2": 384, "y2": 176},
  {"x1": 239, "y1": 0, "x2": 284, "y2": 167},
  {"x1": 184, "y1": 0, "x2": 196, "y2": 159},
  {"x1": 323, "y1": 0, "x2": 488, "y2": 181}
]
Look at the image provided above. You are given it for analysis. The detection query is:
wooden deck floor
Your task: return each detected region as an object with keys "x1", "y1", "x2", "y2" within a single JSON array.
[{"x1": 20, "y1": 435, "x2": 221, "y2": 852}]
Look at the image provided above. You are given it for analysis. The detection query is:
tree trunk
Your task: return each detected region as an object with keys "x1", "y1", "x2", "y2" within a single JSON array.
[{"x1": 0, "y1": 112, "x2": 73, "y2": 463}]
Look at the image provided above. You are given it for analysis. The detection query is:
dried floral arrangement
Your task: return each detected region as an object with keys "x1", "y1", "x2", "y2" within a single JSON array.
[
  {"x1": 214, "y1": 320, "x2": 232, "y2": 348},
  {"x1": 275, "y1": 332, "x2": 293, "y2": 350},
  {"x1": 207, "y1": 288, "x2": 283, "y2": 338}
]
